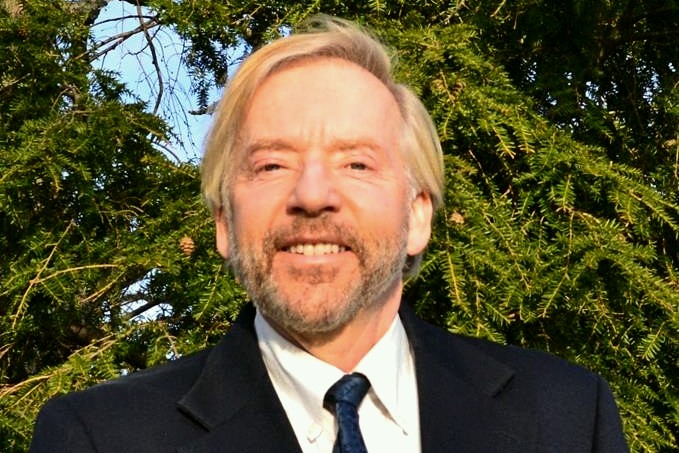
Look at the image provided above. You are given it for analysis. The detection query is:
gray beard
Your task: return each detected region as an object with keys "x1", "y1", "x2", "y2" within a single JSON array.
[{"x1": 227, "y1": 215, "x2": 408, "y2": 336}]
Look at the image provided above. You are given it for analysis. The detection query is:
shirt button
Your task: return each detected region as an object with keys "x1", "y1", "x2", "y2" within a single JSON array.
[{"x1": 307, "y1": 423, "x2": 323, "y2": 442}]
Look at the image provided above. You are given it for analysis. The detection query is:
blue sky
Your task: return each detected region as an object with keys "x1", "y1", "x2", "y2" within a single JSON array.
[{"x1": 91, "y1": 1, "x2": 222, "y2": 163}]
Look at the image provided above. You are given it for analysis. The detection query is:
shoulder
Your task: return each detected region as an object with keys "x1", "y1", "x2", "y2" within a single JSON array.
[
  {"x1": 405, "y1": 311, "x2": 628, "y2": 451},
  {"x1": 67, "y1": 347, "x2": 211, "y2": 408},
  {"x1": 31, "y1": 348, "x2": 213, "y2": 453},
  {"x1": 31, "y1": 311, "x2": 265, "y2": 452},
  {"x1": 40, "y1": 306, "x2": 260, "y2": 416},
  {"x1": 465, "y1": 332, "x2": 595, "y2": 380},
  {"x1": 404, "y1": 306, "x2": 599, "y2": 388},
  {"x1": 417, "y1": 315, "x2": 605, "y2": 397},
  {"x1": 460, "y1": 333, "x2": 608, "y2": 408}
]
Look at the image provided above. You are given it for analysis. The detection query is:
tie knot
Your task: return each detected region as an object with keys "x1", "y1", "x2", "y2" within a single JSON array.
[{"x1": 323, "y1": 372, "x2": 371, "y2": 413}]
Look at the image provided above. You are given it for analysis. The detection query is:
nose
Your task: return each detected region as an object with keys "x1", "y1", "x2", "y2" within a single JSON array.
[{"x1": 286, "y1": 160, "x2": 341, "y2": 216}]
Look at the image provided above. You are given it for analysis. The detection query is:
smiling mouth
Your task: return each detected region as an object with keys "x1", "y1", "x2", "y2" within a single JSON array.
[{"x1": 284, "y1": 243, "x2": 348, "y2": 256}]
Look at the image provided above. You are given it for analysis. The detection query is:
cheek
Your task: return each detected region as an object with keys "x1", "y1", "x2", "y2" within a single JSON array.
[
  {"x1": 230, "y1": 188, "x2": 282, "y2": 240},
  {"x1": 347, "y1": 184, "x2": 409, "y2": 223},
  {"x1": 231, "y1": 206, "x2": 259, "y2": 243}
]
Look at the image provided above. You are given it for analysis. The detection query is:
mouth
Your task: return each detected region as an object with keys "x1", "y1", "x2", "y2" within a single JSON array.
[{"x1": 283, "y1": 243, "x2": 349, "y2": 256}]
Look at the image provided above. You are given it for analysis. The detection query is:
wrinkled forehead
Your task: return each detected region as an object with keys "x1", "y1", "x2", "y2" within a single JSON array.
[
  {"x1": 234, "y1": 57, "x2": 405, "y2": 155},
  {"x1": 250, "y1": 55, "x2": 403, "y2": 118}
]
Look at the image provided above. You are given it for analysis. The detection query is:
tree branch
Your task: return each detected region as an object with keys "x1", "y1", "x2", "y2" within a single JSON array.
[
  {"x1": 125, "y1": 299, "x2": 164, "y2": 319},
  {"x1": 88, "y1": 17, "x2": 160, "y2": 61},
  {"x1": 136, "y1": 3, "x2": 163, "y2": 115},
  {"x1": 93, "y1": 14, "x2": 156, "y2": 27}
]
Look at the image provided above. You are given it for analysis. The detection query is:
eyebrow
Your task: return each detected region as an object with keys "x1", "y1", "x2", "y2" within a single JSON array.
[
  {"x1": 242, "y1": 137, "x2": 387, "y2": 156},
  {"x1": 243, "y1": 139, "x2": 294, "y2": 156},
  {"x1": 328, "y1": 138, "x2": 385, "y2": 153}
]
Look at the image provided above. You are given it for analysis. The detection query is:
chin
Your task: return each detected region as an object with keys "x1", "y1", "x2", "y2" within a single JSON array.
[{"x1": 257, "y1": 291, "x2": 363, "y2": 336}]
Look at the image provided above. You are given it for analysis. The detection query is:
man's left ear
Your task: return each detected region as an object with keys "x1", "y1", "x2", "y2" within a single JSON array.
[{"x1": 407, "y1": 191, "x2": 433, "y2": 256}]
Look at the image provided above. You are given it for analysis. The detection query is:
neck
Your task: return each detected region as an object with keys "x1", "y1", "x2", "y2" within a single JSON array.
[{"x1": 266, "y1": 281, "x2": 403, "y2": 372}]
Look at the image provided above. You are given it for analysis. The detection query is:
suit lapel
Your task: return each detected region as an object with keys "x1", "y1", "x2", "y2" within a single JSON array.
[
  {"x1": 176, "y1": 305, "x2": 302, "y2": 453},
  {"x1": 174, "y1": 302, "x2": 538, "y2": 452},
  {"x1": 400, "y1": 305, "x2": 537, "y2": 453}
]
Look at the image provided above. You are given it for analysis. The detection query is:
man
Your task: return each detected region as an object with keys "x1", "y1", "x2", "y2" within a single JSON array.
[{"x1": 31, "y1": 17, "x2": 628, "y2": 452}]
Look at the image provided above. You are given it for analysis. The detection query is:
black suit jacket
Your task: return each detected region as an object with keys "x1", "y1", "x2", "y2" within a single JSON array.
[{"x1": 30, "y1": 304, "x2": 628, "y2": 452}]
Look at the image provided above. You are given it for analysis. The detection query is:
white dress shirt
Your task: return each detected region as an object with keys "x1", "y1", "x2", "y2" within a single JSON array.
[{"x1": 255, "y1": 310, "x2": 421, "y2": 453}]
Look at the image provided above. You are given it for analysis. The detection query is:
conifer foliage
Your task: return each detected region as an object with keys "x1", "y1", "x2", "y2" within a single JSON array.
[{"x1": 1, "y1": 1, "x2": 678, "y2": 451}]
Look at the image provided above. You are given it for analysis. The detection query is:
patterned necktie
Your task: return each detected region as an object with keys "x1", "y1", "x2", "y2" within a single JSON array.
[{"x1": 323, "y1": 372, "x2": 371, "y2": 453}]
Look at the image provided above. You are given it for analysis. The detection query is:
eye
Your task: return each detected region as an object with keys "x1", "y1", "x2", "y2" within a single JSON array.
[
  {"x1": 261, "y1": 163, "x2": 282, "y2": 172},
  {"x1": 253, "y1": 162, "x2": 283, "y2": 173},
  {"x1": 348, "y1": 162, "x2": 368, "y2": 171}
]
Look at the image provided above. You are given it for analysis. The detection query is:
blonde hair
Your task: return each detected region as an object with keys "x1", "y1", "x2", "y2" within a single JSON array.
[{"x1": 201, "y1": 16, "x2": 444, "y2": 276}]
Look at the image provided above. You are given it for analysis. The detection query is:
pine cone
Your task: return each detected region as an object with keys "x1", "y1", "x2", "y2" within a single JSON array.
[
  {"x1": 179, "y1": 236, "x2": 196, "y2": 257},
  {"x1": 449, "y1": 212, "x2": 465, "y2": 225}
]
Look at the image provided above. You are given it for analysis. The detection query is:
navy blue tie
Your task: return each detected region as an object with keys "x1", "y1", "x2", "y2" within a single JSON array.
[{"x1": 323, "y1": 373, "x2": 371, "y2": 453}]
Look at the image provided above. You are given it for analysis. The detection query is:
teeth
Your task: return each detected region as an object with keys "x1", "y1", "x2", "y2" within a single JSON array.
[{"x1": 286, "y1": 243, "x2": 346, "y2": 256}]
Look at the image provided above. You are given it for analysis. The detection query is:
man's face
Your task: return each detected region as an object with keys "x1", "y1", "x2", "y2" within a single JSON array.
[{"x1": 215, "y1": 58, "x2": 432, "y2": 336}]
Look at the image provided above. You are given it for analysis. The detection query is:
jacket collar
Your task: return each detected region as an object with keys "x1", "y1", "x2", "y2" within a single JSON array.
[
  {"x1": 176, "y1": 303, "x2": 536, "y2": 452},
  {"x1": 399, "y1": 303, "x2": 537, "y2": 452},
  {"x1": 176, "y1": 304, "x2": 302, "y2": 453}
]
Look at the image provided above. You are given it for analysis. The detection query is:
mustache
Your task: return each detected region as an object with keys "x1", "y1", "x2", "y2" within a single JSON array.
[{"x1": 265, "y1": 217, "x2": 366, "y2": 258}]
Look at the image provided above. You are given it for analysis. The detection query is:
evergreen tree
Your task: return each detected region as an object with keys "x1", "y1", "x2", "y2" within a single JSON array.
[{"x1": 1, "y1": 1, "x2": 677, "y2": 451}]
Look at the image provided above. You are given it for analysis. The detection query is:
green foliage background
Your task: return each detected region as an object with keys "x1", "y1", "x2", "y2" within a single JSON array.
[{"x1": 1, "y1": 1, "x2": 678, "y2": 451}]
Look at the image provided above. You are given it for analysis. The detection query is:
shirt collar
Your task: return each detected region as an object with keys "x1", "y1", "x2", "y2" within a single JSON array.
[
  {"x1": 254, "y1": 310, "x2": 415, "y2": 434},
  {"x1": 255, "y1": 312, "x2": 343, "y2": 433},
  {"x1": 353, "y1": 314, "x2": 416, "y2": 434}
]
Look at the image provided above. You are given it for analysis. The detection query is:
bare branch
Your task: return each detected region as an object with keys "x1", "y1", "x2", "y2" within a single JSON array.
[
  {"x1": 119, "y1": 0, "x2": 152, "y2": 7},
  {"x1": 136, "y1": 2, "x2": 163, "y2": 114},
  {"x1": 153, "y1": 140, "x2": 183, "y2": 163},
  {"x1": 93, "y1": 14, "x2": 156, "y2": 27},
  {"x1": 88, "y1": 17, "x2": 160, "y2": 61},
  {"x1": 126, "y1": 299, "x2": 164, "y2": 319}
]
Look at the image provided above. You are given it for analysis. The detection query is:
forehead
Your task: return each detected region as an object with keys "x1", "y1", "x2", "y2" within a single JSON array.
[{"x1": 240, "y1": 58, "x2": 403, "y2": 146}]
